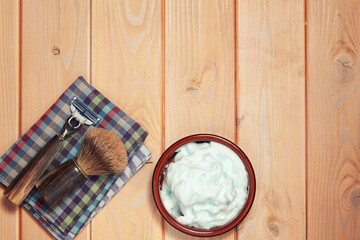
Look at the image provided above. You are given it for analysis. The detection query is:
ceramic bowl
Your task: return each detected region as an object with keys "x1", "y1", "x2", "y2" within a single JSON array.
[{"x1": 152, "y1": 134, "x2": 256, "y2": 237}]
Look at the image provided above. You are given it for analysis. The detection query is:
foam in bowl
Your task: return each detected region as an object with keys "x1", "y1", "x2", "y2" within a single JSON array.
[{"x1": 159, "y1": 141, "x2": 249, "y2": 229}]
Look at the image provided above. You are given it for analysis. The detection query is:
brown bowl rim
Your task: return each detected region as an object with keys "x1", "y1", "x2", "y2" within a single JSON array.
[{"x1": 152, "y1": 134, "x2": 256, "y2": 237}]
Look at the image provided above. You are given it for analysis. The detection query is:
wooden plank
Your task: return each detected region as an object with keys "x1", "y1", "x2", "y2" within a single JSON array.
[
  {"x1": 307, "y1": 0, "x2": 360, "y2": 239},
  {"x1": 164, "y1": 0, "x2": 236, "y2": 239},
  {"x1": 0, "y1": 0, "x2": 20, "y2": 239},
  {"x1": 20, "y1": 0, "x2": 90, "y2": 239},
  {"x1": 236, "y1": 0, "x2": 305, "y2": 239},
  {"x1": 91, "y1": 0, "x2": 163, "y2": 239}
]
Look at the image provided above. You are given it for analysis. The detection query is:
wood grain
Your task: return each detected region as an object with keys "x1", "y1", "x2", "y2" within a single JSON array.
[
  {"x1": 20, "y1": 0, "x2": 90, "y2": 239},
  {"x1": 0, "y1": 0, "x2": 20, "y2": 239},
  {"x1": 236, "y1": 0, "x2": 306, "y2": 239},
  {"x1": 36, "y1": 159, "x2": 88, "y2": 207},
  {"x1": 307, "y1": 0, "x2": 360, "y2": 239},
  {"x1": 91, "y1": 0, "x2": 163, "y2": 239},
  {"x1": 165, "y1": 0, "x2": 235, "y2": 143},
  {"x1": 1, "y1": 0, "x2": 359, "y2": 239},
  {"x1": 4, "y1": 134, "x2": 65, "y2": 206},
  {"x1": 164, "y1": 0, "x2": 236, "y2": 239}
]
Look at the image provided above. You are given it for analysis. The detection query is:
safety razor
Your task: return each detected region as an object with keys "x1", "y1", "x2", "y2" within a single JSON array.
[{"x1": 4, "y1": 97, "x2": 100, "y2": 205}]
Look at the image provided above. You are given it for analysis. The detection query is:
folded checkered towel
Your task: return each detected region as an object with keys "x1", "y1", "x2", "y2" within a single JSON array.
[{"x1": 0, "y1": 77, "x2": 151, "y2": 239}]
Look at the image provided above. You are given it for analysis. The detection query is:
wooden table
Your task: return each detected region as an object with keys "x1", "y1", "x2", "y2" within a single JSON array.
[{"x1": 0, "y1": 0, "x2": 359, "y2": 239}]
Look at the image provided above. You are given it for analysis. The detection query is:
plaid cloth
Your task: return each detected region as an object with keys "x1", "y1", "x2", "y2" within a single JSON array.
[{"x1": 0, "y1": 77, "x2": 151, "y2": 239}]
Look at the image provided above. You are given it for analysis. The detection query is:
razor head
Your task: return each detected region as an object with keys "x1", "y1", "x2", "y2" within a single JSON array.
[{"x1": 69, "y1": 97, "x2": 100, "y2": 126}]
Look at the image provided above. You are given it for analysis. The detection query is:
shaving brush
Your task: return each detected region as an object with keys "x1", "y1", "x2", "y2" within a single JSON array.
[{"x1": 36, "y1": 128, "x2": 128, "y2": 206}]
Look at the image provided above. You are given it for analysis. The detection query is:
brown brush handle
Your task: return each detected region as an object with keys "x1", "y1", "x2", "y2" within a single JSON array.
[
  {"x1": 36, "y1": 159, "x2": 88, "y2": 206},
  {"x1": 3, "y1": 135, "x2": 64, "y2": 205}
]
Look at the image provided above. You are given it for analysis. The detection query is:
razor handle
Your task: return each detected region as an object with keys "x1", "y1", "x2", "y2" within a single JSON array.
[
  {"x1": 4, "y1": 116, "x2": 81, "y2": 205},
  {"x1": 36, "y1": 159, "x2": 87, "y2": 206}
]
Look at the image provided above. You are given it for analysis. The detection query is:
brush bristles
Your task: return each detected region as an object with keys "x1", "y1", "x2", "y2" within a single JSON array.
[{"x1": 77, "y1": 128, "x2": 128, "y2": 176}]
